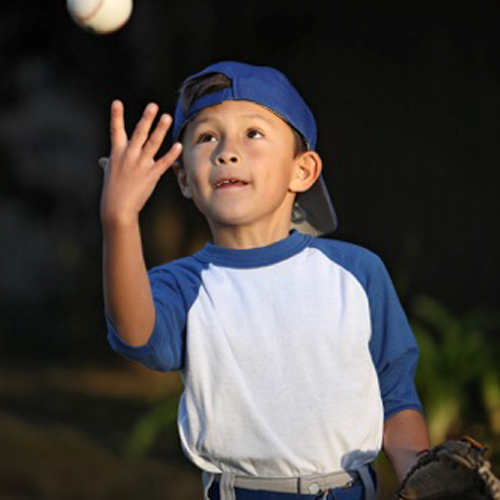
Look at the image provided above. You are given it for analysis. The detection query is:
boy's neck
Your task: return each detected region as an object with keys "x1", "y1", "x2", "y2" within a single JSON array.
[{"x1": 209, "y1": 223, "x2": 292, "y2": 250}]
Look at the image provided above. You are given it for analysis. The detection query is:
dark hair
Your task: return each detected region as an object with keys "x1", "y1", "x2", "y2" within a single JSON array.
[
  {"x1": 181, "y1": 72, "x2": 231, "y2": 113},
  {"x1": 178, "y1": 73, "x2": 308, "y2": 157}
]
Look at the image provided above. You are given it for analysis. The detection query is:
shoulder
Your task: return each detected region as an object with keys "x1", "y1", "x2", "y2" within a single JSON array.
[
  {"x1": 148, "y1": 253, "x2": 207, "y2": 276},
  {"x1": 309, "y1": 235, "x2": 380, "y2": 259},
  {"x1": 147, "y1": 253, "x2": 210, "y2": 294},
  {"x1": 307, "y1": 236, "x2": 386, "y2": 279}
]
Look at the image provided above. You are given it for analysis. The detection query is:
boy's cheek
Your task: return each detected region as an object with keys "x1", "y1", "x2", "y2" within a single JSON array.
[
  {"x1": 173, "y1": 163, "x2": 195, "y2": 199},
  {"x1": 180, "y1": 147, "x2": 199, "y2": 169}
]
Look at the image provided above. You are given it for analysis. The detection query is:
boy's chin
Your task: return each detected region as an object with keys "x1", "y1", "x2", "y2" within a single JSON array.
[
  {"x1": 200, "y1": 206, "x2": 257, "y2": 228},
  {"x1": 206, "y1": 214, "x2": 294, "y2": 235}
]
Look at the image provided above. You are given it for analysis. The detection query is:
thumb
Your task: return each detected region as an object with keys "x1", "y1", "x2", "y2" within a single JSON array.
[{"x1": 98, "y1": 157, "x2": 109, "y2": 170}]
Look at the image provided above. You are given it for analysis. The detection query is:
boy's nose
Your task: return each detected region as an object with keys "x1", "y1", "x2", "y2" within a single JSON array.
[
  {"x1": 216, "y1": 153, "x2": 240, "y2": 165},
  {"x1": 214, "y1": 136, "x2": 241, "y2": 165}
]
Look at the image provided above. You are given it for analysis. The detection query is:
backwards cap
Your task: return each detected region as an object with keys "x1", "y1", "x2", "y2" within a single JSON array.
[{"x1": 173, "y1": 61, "x2": 338, "y2": 235}]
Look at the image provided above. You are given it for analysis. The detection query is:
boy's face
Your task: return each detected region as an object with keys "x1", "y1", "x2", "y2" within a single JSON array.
[{"x1": 176, "y1": 100, "x2": 315, "y2": 238}]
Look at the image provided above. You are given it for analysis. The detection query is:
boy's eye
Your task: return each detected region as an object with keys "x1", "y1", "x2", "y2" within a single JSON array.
[
  {"x1": 247, "y1": 129, "x2": 263, "y2": 139},
  {"x1": 197, "y1": 133, "x2": 217, "y2": 144}
]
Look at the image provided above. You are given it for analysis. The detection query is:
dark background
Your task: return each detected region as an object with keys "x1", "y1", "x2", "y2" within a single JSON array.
[{"x1": 0, "y1": 1, "x2": 499, "y2": 498}]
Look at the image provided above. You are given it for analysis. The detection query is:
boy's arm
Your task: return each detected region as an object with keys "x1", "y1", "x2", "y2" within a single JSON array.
[
  {"x1": 383, "y1": 408, "x2": 430, "y2": 481},
  {"x1": 101, "y1": 100, "x2": 182, "y2": 346}
]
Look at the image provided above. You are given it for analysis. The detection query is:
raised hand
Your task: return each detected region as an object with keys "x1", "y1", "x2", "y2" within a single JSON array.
[{"x1": 100, "y1": 100, "x2": 183, "y2": 225}]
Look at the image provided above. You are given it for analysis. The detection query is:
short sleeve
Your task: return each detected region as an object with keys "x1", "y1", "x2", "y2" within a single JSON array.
[
  {"x1": 365, "y1": 256, "x2": 422, "y2": 420},
  {"x1": 308, "y1": 237, "x2": 423, "y2": 420},
  {"x1": 106, "y1": 260, "x2": 203, "y2": 371}
]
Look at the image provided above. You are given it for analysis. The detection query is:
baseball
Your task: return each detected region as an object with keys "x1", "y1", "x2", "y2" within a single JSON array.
[{"x1": 67, "y1": 0, "x2": 133, "y2": 35}]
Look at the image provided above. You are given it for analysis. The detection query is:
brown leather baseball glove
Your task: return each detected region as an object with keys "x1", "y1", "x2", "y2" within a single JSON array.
[{"x1": 396, "y1": 437, "x2": 500, "y2": 500}]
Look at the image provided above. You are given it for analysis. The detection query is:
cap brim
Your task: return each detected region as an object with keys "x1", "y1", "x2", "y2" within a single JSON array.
[{"x1": 296, "y1": 175, "x2": 338, "y2": 236}]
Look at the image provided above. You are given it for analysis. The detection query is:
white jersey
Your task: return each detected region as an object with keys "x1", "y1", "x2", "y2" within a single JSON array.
[{"x1": 107, "y1": 231, "x2": 421, "y2": 477}]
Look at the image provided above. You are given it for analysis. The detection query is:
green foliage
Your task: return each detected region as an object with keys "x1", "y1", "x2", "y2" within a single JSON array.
[
  {"x1": 410, "y1": 295, "x2": 500, "y2": 444},
  {"x1": 122, "y1": 396, "x2": 179, "y2": 459},
  {"x1": 481, "y1": 368, "x2": 500, "y2": 435}
]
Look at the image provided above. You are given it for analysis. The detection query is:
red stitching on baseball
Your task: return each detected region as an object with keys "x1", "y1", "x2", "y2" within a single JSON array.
[{"x1": 74, "y1": 0, "x2": 107, "y2": 23}]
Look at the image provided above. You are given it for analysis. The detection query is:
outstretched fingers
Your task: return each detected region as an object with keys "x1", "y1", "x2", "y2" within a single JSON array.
[
  {"x1": 110, "y1": 100, "x2": 128, "y2": 151},
  {"x1": 155, "y1": 142, "x2": 183, "y2": 174},
  {"x1": 140, "y1": 113, "x2": 173, "y2": 161},
  {"x1": 107, "y1": 100, "x2": 181, "y2": 178},
  {"x1": 129, "y1": 102, "x2": 160, "y2": 152}
]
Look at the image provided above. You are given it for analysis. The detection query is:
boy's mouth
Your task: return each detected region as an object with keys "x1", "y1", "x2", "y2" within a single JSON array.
[{"x1": 213, "y1": 178, "x2": 248, "y2": 189}]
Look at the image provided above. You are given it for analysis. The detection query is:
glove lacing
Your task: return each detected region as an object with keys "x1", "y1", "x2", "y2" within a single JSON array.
[{"x1": 478, "y1": 460, "x2": 500, "y2": 500}]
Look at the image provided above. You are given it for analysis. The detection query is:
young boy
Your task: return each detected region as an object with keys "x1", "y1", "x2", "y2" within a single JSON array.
[{"x1": 100, "y1": 61, "x2": 430, "y2": 500}]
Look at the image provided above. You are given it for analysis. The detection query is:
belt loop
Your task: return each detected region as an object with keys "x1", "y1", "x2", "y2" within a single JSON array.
[
  {"x1": 202, "y1": 471, "x2": 215, "y2": 500},
  {"x1": 220, "y1": 471, "x2": 237, "y2": 500},
  {"x1": 358, "y1": 465, "x2": 377, "y2": 500}
]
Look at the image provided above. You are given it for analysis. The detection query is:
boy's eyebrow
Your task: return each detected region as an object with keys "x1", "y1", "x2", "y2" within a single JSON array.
[
  {"x1": 190, "y1": 112, "x2": 276, "y2": 128},
  {"x1": 240, "y1": 113, "x2": 274, "y2": 123}
]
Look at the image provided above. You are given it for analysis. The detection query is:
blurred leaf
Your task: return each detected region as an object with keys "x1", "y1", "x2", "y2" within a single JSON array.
[
  {"x1": 122, "y1": 397, "x2": 178, "y2": 459},
  {"x1": 481, "y1": 369, "x2": 500, "y2": 435},
  {"x1": 410, "y1": 295, "x2": 500, "y2": 443}
]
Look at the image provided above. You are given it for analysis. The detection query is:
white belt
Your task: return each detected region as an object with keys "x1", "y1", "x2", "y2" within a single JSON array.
[{"x1": 203, "y1": 465, "x2": 377, "y2": 500}]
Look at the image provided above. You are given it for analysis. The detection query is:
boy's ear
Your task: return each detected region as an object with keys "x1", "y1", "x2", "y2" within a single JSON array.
[
  {"x1": 290, "y1": 150, "x2": 323, "y2": 194},
  {"x1": 173, "y1": 160, "x2": 192, "y2": 199}
]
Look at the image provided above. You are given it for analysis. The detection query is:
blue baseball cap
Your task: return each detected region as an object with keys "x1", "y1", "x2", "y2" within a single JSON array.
[{"x1": 173, "y1": 61, "x2": 338, "y2": 235}]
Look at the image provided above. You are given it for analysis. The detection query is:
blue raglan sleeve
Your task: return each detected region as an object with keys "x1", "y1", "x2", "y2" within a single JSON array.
[
  {"x1": 106, "y1": 261, "x2": 200, "y2": 372},
  {"x1": 365, "y1": 254, "x2": 422, "y2": 420},
  {"x1": 309, "y1": 237, "x2": 423, "y2": 420}
]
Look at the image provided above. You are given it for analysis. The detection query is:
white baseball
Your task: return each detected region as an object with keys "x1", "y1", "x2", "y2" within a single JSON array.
[{"x1": 67, "y1": 0, "x2": 133, "y2": 35}]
